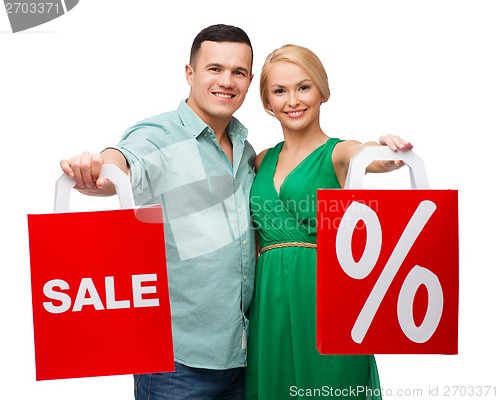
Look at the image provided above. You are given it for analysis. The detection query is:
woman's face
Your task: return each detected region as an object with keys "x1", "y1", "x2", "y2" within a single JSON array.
[{"x1": 265, "y1": 61, "x2": 324, "y2": 132}]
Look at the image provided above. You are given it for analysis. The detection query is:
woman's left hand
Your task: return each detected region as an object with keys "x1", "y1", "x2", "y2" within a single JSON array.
[
  {"x1": 379, "y1": 133, "x2": 413, "y2": 151},
  {"x1": 378, "y1": 134, "x2": 414, "y2": 171}
]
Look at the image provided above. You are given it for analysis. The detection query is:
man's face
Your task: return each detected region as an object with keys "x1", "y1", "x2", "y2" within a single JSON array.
[{"x1": 185, "y1": 41, "x2": 253, "y2": 126}]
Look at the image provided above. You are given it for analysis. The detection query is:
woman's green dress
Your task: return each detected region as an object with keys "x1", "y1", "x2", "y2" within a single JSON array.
[{"x1": 245, "y1": 138, "x2": 382, "y2": 399}]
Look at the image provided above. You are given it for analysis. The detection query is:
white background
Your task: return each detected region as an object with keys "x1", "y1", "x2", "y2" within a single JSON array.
[{"x1": 1, "y1": 1, "x2": 499, "y2": 399}]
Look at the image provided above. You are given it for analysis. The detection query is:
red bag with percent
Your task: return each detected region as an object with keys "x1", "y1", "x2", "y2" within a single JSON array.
[
  {"x1": 27, "y1": 165, "x2": 174, "y2": 380},
  {"x1": 317, "y1": 148, "x2": 458, "y2": 354}
]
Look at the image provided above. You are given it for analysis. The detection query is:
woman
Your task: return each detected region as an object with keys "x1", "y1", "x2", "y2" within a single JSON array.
[{"x1": 245, "y1": 44, "x2": 412, "y2": 399}]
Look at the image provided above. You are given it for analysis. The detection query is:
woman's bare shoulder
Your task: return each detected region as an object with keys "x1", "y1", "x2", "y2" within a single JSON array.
[{"x1": 255, "y1": 148, "x2": 270, "y2": 171}]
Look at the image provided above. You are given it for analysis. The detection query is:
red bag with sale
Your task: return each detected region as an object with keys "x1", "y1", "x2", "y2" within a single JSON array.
[
  {"x1": 27, "y1": 165, "x2": 174, "y2": 380},
  {"x1": 317, "y1": 148, "x2": 458, "y2": 354}
]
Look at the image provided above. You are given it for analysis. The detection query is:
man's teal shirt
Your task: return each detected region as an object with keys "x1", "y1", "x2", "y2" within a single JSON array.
[{"x1": 114, "y1": 100, "x2": 256, "y2": 369}]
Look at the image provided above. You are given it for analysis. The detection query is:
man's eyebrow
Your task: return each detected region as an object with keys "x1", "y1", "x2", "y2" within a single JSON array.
[
  {"x1": 234, "y1": 66, "x2": 250, "y2": 74},
  {"x1": 206, "y1": 63, "x2": 250, "y2": 74}
]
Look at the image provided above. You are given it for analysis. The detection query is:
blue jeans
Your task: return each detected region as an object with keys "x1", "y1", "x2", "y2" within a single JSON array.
[{"x1": 134, "y1": 362, "x2": 245, "y2": 400}]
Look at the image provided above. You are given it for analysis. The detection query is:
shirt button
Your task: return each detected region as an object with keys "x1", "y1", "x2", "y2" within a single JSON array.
[
  {"x1": 243, "y1": 240, "x2": 247, "y2": 245},
  {"x1": 237, "y1": 208, "x2": 242, "y2": 213},
  {"x1": 243, "y1": 274, "x2": 248, "y2": 280}
]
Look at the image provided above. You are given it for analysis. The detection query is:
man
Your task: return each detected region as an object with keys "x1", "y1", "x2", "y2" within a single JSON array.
[{"x1": 61, "y1": 24, "x2": 256, "y2": 399}]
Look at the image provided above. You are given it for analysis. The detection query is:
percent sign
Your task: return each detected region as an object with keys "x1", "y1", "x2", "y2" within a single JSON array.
[{"x1": 336, "y1": 200, "x2": 444, "y2": 344}]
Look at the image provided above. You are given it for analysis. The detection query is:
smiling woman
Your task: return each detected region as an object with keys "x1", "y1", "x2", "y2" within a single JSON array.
[{"x1": 245, "y1": 44, "x2": 413, "y2": 400}]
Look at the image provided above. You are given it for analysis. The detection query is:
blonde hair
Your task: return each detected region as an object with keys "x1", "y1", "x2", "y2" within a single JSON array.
[{"x1": 260, "y1": 44, "x2": 331, "y2": 116}]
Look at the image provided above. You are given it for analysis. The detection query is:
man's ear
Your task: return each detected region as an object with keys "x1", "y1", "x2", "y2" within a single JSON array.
[{"x1": 185, "y1": 64, "x2": 194, "y2": 84}]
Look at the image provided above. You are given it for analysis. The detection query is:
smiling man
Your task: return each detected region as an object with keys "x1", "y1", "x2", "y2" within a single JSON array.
[{"x1": 60, "y1": 24, "x2": 256, "y2": 400}]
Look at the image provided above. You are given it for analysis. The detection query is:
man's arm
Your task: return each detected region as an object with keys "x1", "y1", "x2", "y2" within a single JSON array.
[{"x1": 60, "y1": 148, "x2": 130, "y2": 196}]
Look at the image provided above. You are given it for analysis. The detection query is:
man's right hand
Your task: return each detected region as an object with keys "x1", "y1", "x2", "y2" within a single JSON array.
[{"x1": 60, "y1": 149, "x2": 129, "y2": 196}]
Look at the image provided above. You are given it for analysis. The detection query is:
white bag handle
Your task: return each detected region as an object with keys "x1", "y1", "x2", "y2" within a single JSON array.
[
  {"x1": 54, "y1": 164, "x2": 135, "y2": 212},
  {"x1": 344, "y1": 147, "x2": 430, "y2": 189}
]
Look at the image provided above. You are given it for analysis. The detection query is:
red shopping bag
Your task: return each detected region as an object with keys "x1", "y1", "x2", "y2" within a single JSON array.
[
  {"x1": 316, "y1": 148, "x2": 458, "y2": 354},
  {"x1": 27, "y1": 165, "x2": 174, "y2": 380}
]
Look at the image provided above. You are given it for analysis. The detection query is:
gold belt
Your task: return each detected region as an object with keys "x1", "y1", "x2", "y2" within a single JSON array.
[{"x1": 259, "y1": 242, "x2": 317, "y2": 255}]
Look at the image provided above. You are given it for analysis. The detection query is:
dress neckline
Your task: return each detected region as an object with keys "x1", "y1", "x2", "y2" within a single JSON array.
[{"x1": 273, "y1": 138, "x2": 333, "y2": 197}]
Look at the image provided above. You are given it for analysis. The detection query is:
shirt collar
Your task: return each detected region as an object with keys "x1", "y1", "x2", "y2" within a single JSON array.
[{"x1": 177, "y1": 100, "x2": 249, "y2": 142}]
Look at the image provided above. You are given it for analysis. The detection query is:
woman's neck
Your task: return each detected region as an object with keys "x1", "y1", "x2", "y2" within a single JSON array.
[{"x1": 281, "y1": 126, "x2": 329, "y2": 154}]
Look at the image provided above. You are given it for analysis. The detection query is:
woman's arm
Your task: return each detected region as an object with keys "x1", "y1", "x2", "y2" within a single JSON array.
[{"x1": 332, "y1": 134, "x2": 413, "y2": 187}]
